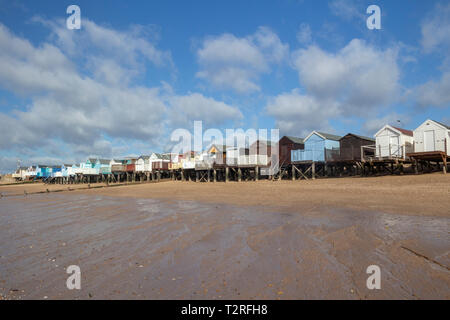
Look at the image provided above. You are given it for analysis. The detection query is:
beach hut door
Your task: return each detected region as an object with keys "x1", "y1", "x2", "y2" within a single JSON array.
[
  {"x1": 390, "y1": 136, "x2": 400, "y2": 157},
  {"x1": 424, "y1": 130, "x2": 435, "y2": 152}
]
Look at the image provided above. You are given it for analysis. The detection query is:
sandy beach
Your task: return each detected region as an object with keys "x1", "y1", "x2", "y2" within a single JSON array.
[{"x1": 0, "y1": 174, "x2": 449, "y2": 299}]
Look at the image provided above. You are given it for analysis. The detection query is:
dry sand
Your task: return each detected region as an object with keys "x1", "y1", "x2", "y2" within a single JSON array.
[
  {"x1": 2, "y1": 174, "x2": 448, "y2": 216},
  {"x1": 0, "y1": 174, "x2": 449, "y2": 300}
]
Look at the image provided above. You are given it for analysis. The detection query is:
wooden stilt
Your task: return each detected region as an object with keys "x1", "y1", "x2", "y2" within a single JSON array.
[{"x1": 312, "y1": 162, "x2": 316, "y2": 180}]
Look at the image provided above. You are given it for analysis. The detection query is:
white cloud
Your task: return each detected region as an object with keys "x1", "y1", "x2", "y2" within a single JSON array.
[
  {"x1": 169, "y1": 93, "x2": 243, "y2": 128},
  {"x1": 415, "y1": 72, "x2": 450, "y2": 108},
  {"x1": 268, "y1": 39, "x2": 401, "y2": 136},
  {"x1": 292, "y1": 39, "x2": 400, "y2": 114},
  {"x1": 196, "y1": 27, "x2": 289, "y2": 93},
  {"x1": 362, "y1": 113, "x2": 410, "y2": 135},
  {"x1": 329, "y1": 0, "x2": 365, "y2": 22},
  {"x1": 265, "y1": 89, "x2": 339, "y2": 136},
  {"x1": 0, "y1": 21, "x2": 242, "y2": 171},
  {"x1": 420, "y1": 3, "x2": 450, "y2": 53}
]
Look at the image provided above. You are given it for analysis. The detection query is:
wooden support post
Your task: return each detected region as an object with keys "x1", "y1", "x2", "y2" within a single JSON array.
[
  {"x1": 255, "y1": 166, "x2": 259, "y2": 182},
  {"x1": 196, "y1": 171, "x2": 199, "y2": 183},
  {"x1": 442, "y1": 155, "x2": 447, "y2": 174},
  {"x1": 181, "y1": 170, "x2": 185, "y2": 182},
  {"x1": 292, "y1": 165, "x2": 295, "y2": 181},
  {"x1": 157, "y1": 171, "x2": 161, "y2": 181},
  {"x1": 312, "y1": 162, "x2": 316, "y2": 180},
  {"x1": 207, "y1": 170, "x2": 210, "y2": 182},
  {"x1": 414, "y1": 159, "x2": 419, "y2": 175},
  {"x1": 225, "y1": 167, "x2": 229, "y2": 183},
  {"x1": 238, "y1": 168, "x2": 242, "y2": 182},
  {"x1": 213, "y1": 169, "x2": 216, "y2": 183}
]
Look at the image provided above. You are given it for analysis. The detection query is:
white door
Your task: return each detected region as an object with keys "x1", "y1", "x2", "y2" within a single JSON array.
[
  {"x1": 424, "y1": 130, "x2": 435, "y2": 152},
  {"x1": 390, "y1": 135, "x2": 400, "y2": 157},
  {"x1": 379, "y1": 136, "x2": 389, "y2": 157}
]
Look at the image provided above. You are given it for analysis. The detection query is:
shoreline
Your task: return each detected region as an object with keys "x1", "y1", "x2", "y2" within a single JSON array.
[{"x1": 2, "y1": 173, "x2": 449, "y2": 217}]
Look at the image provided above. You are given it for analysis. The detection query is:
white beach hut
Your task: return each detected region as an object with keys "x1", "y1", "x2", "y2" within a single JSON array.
[
  {"x1": 374, "y1": 125, "x2": 414, "y2": 159},
  {"x1": 412, "y1": 119, "x2": 450, "y2": 155}
]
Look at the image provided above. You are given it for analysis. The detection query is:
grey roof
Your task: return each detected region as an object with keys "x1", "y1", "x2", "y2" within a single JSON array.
[
  {"x1": 98, "y1": 159, "x2": 111, "y2": 165},
  {"x1": 161, "y1": 154, "x2": 171, "y2": 160},
  {"x1": 139, "y1": 155, "x2": 151, "y2": 160},
  {"x1": 88, "y1": 158, "x2": 97, "y2": 163},
  {"x1": 64, "y1": 164, "x2": 73, "y2": 167},
  {"x1": 433, "y1": 120, "x2": 450, "y2": 130},
  {"x1": 285, "y1": 136, "x2": 305, "y2": 144},
  {"x1": 341, "y1": 133, "x2": 375, "y2": 142},
  {"x1": 316, "y1": 132, "x2": 343, "y2": 141}
]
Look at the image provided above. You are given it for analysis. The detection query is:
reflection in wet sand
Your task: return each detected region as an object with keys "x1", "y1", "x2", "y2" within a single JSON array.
[{"x1": 0, "y1": 194, "x2": 448, "y2": 299}]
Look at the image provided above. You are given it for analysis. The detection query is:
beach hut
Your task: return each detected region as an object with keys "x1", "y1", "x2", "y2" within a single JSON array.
[
  {"x1": 51, "y1": 165, "x2": 63, "y2": 177},
  {"x1": 292, "y1": 131, "x2": 342, "y2": 162},
  {"x1": 181, "y1": 151, "x2": 197, "y2": 169},
  {"x1": 136, "y1": 156, "x2": 151, "y2": 172},
  {"x1": 12, "y1": 167, "x2": 28, "y2": 180},
  {"x1": 374, "y1": 125, "x2": 414, "y2": 159},
  {"x1": 279, "y1": 136, "x2": 304, "y2": 166},
  {"x1": 24, "y1": 166, "x2": 37, "y2": 180},
  {"x1": 338, "y1": 133, "x2": 375, "y2": 161},
  {"x1": 150, "y1": 153, "x2": 170, "y2": 171},
  {"x1": 111, "y1": 159, "x2": 127, "y2": 173},
  {"x1": 80, "y1": 158, "x2": 99, "y2": 175},
  {"x1": 412, "y1": 120, "x2": 450, "y2": 155},
  {"x1": 36, "y1": 165, "x2": 52, "y2": 179},
  {"x1": 98, "y1": 159, "x2": 112, "y2": 175}
]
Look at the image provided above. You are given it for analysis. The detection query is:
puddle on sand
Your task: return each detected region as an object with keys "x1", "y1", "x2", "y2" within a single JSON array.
[{"x1": 0, "y1": 193, "x2": 448, "y2": 300}]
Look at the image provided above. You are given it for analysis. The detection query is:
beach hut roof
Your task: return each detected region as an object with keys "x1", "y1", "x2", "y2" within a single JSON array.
[
  {"x1": 284, "y1": 136, "x2": 305, "y2": 144},
  {"x1": 340, "y1": 133, "x2": 375, "y2": 142},
  {"x1": 391, "y1": 126, "x2": 413, "y2": 136},
  {"x1": 98, "y1": 159, "x2": 111, "y2": 165},
  {"x1": 305, "y1": 131, "x2": 342, "y2": 142}
]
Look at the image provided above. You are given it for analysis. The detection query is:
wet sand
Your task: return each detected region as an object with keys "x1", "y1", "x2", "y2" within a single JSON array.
[{"x1": 0, "y1": 184, "x2": 449, "y2": 299}]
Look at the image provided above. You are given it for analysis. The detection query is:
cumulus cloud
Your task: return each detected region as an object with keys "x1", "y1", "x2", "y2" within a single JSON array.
[
  {"x1": 329, "y1": 0, "x2": 365, "y2": 22},
  {"x1": 196, "y1": 27, "x2": 289, "y2": 93},
  {"x1": 420, "y1": 3, "x2": 450, "y2": 53},
  {"x1": 266, "y1": 89, "x2": 339, "y2": 136},
  {"x1": 267, "y1": 39, "x2": 401, "y2": 136},
  {"x1": 169, "y1": 93, "x2": 243, "y2": 127},
  {"x1": 0, "y1": 21, "x2": 242, "y2": 171},
  {"x1": 362, "y1": 113, "x2": 411, "y2": 135},
  {"x1": 293, "y1": 39, "x2": 400, "y2": 113},
  {"x1": 415, "y1": 72, "x2": 450, "y2": 108}
]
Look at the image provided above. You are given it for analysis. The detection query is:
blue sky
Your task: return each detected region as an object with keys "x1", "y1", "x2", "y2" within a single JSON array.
[{"x1": 0, "y1": 0, "x2": 449, "y2": 172}]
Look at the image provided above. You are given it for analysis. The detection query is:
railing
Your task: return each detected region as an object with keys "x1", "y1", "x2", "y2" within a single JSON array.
[
  {"x1": 362, "y1": 144, "x2": 407, "y2": 161},
  {"x1": 226, "y1": 155, "x2": 269, "y2": 166},
  {"x1": 292, "y1": 148, "x2": 339, "y2": 162}
]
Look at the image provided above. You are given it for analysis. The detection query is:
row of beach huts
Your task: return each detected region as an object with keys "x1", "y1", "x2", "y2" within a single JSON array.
[{"x1": 12, "y1": 119, "x2": 450, "y2": 183}]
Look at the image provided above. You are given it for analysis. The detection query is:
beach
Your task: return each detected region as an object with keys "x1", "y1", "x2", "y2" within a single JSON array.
[{"x1": 0, "y1": 174, "x2": 449, "y2": 299}]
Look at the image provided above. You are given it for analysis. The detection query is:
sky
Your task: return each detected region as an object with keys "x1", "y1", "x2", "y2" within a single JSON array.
[{"x1": 0, "y1": 0, "x2": 449, "y2": 172}]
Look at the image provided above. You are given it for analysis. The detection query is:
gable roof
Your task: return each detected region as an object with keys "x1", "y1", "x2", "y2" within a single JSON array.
[
  {"x1": 98, "y1": 159, "x2": 111, "y2": 165},
  {"x1": 341, "y1": 133, "x2": 375, "y2": 142},
  {"x1": 284, "y1": 136, "x2": 305, "y2": 144},
  {"x1": 375, "y1": 124, "x2": 413, "y2": 137},
  {"x1": 419, "y1": 119, "x2": 450, "y2": 131},
  {"x1": 392, "y1": 126, "x2": 413, "y2": 136},
  {"x1": 433, "y1": 120, "x2": 450, "y2": 130},
  {"x1": 305, "y1": 131, "x2": 342, "y2": 142}
]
